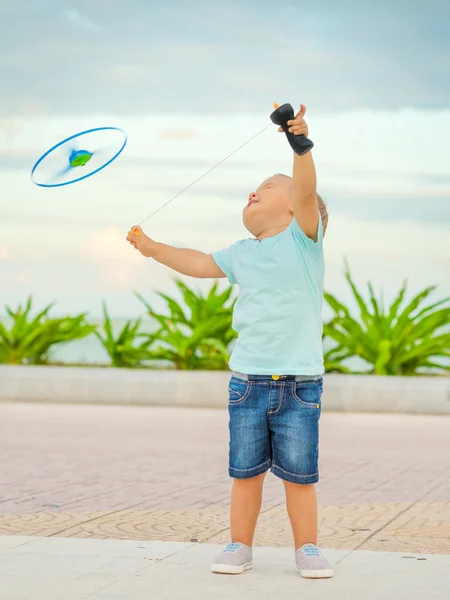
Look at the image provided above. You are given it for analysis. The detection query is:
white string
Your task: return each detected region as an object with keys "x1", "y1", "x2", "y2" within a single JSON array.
[{"x1": 137, "y1": 123, "x2": 272, "y2": 226}]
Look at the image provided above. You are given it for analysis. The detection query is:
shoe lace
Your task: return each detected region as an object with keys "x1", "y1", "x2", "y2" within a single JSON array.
[
  {"x1": 224, "y1": 543, "x2": 241, "y2": 553},
  {"x1": 303, "y1": 546, "x2": 322, "y2": 558}
]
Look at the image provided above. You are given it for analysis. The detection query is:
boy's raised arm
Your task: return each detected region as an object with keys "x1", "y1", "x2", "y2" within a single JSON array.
[
  {"x1": 288, "y1": 105, "x2": 320, "y2": 241},
  {"x1": 126, "y1": 226, "x2": 226, "y2": 279}
]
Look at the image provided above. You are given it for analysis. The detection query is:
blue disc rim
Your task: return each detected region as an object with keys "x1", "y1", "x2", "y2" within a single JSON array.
[{"x1": 31, "y1": 126, "x2": 127, "y2": 188}]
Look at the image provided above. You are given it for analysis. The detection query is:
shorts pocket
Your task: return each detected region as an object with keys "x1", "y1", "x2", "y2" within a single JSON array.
[
  {"x1": 291, "y1": 379, "x2": 323, "y2": 409},
  {"x1": 228, "y1": 376, "x2": 252, "y2": 405}
]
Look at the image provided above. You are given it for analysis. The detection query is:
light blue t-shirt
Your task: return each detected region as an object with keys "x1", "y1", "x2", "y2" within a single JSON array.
[{"x1": 212, "y1": 218, "x2": 324, "y2": 376}]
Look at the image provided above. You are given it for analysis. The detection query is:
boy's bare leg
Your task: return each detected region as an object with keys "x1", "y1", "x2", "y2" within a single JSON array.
[
  {"x1": 283, "y1": 481, "x2": 318, "y2": 549},
  {"x1": 230, "y1": 473, "x2": 267, "y2": 546}
]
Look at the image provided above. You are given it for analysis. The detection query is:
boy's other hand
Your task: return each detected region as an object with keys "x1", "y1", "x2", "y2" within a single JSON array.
[
  {"x1": 278, "y1": 104, "x2": 309, "y2": 137},
  {"x1": 126, "y1": 225, "x2": 156, "y2": 258}
]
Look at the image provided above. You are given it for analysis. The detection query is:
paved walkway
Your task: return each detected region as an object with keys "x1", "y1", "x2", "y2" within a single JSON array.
[
  {"x1": 0, "y1": 404, "x2": 449, "y2": 555},
  {"x1": 2, "y1": 536, "x2": 449, "y2": 600}
]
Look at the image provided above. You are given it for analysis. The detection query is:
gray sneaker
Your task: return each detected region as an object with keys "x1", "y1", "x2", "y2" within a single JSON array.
[
  {"x1": 295, "y1": 544, "x2": 334, "y2": 578},
  {"x1": 211, "y1": 543, "x2": 253, "y2": 575}
]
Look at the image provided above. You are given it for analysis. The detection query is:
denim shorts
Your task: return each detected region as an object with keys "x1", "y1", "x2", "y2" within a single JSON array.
[{"x1": 227, "y1": 373, "x2": 323, "y2": 485}]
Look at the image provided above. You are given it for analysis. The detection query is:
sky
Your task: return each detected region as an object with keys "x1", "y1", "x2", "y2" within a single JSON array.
[{"x1": 1, "y1": 0, "x2": 449, "y2": 318}]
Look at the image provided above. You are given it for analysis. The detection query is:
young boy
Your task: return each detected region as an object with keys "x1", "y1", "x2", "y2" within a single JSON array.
[{"x1": 126, "y1": 105, "x2": 333, "y2": 579}]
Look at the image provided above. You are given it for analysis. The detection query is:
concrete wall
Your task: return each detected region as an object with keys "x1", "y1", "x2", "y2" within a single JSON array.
[
  {"x1": 1, "y1": 365, "x2": 449, "y2": 415},
  {"x1": 323, "y1": 373, "x2": 450, "y2": 415}
]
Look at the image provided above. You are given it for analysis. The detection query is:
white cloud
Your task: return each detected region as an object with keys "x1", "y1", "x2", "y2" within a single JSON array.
[
  {"x1": 326, "y1": 217, "x2": 450, "y2": 263},
  {"x1": 78, "y1": 227, "x2": 145, "y2": 290},
  {"x1": 323, "y1": 215, "x2": 450, "y2": 317},
  {"x1": 106, "y1": 65, "x2": 147, "y2": 85},
  {"x1": 13, "y1": 270, "x2": 34, "y2": 285},
  {"x1": 0, "y1": 244, "x2": 9, "y2": 260},
  {"x1": 64, "y1": 8, "x2": 100, "y2": 32},
  {"x1": 79, "y1": 227, "x2": 140, "y2": 263}
]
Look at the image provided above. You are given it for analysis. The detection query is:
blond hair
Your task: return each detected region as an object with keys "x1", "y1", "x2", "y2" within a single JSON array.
[
  {"x1": 274, "y1": 174, "x2": 328, "y2": 236},
  {"x1": 317, "y1": 193, "x2": 328, "y2": 236}
]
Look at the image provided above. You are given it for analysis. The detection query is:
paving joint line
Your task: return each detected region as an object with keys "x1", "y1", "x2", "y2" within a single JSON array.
[
  {"x1": 39, "y1": 498, "x2": 170, "y2": 538},
  {"x1": 80, "y1": 542, "x2": 197, "y2": 599},
  {"x1": 333, "y1": 477, "x2": 448, "y2": 568}
]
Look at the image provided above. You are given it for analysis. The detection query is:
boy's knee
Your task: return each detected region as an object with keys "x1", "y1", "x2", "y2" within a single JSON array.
[
  {"x1": 234, "y1": 472, "x2": 267, "y2": 485},
  {"x1": 283, "y1": 480, "x2": 316, "y2": 492}
]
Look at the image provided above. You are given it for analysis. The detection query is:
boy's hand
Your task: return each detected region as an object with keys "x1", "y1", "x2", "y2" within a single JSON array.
[
  {"x1": 126, "y1": 225, "x2": 156, "y2": 258},
  {"x1": 278, "y1": 104, "x2": 309, "y2": 137}
]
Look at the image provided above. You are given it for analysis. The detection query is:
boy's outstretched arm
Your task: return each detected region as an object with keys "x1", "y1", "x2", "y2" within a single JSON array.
[
  {"x1": 126, "y1": 226, "x2": 226, "y2": 279},
  {"x1": 285, "y1": 104, "x2": 320, "y2": 241}
]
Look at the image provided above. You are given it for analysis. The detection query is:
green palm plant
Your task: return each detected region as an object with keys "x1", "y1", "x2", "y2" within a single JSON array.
[
  {"x1": 323, "y1": 264, "x2": 450, "y2": 375},
  {"x1": 146, "y1": 319, "x2": 230, "y2": 370},
  {"x1": 95, "y1": 302, "x2": 157, "y2": 368},
  {"x1": 323, "y1": 345, "x2": 353, "y2": 374},
  {"x1": 136, "y1": 280, "x2": 236, "y2": 370},
  {"x1": 0, "y1": 295, "x2": 95, "y2": 365}
]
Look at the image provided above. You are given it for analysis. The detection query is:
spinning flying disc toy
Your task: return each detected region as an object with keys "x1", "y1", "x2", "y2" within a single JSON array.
[{"x1": 31, "y1": 126, "x2": 127, "y2": 187}]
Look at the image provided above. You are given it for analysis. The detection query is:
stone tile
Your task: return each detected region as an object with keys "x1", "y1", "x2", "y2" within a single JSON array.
[{"x1": 1, "y1": 404, "x2": 449, "y2": 555}]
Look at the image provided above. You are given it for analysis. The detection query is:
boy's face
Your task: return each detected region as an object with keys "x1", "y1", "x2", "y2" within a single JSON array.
[{"x1": 242, "y1": 175, "x2": 293, "y2": 237}]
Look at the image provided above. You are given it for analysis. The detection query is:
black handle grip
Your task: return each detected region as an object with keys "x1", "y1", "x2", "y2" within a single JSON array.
[{"x1": 270, "y1": 103, "x2": 314, "y2": 156}]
